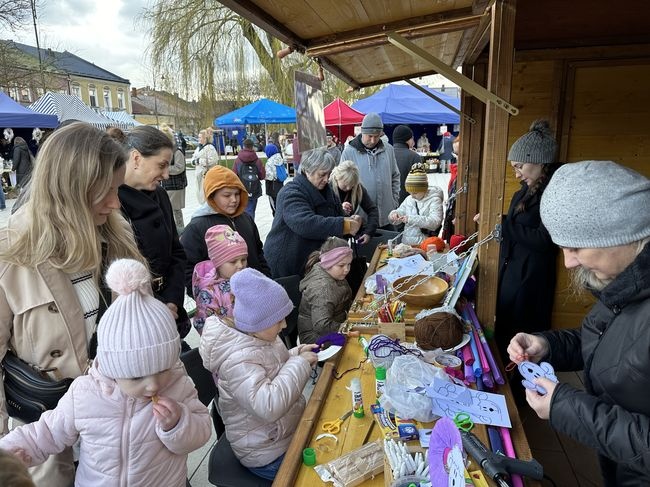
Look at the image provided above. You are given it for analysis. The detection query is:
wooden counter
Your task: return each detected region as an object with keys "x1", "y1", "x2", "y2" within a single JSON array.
[{"x1": 273, "y1": 246, "x2": 539, "y2": 487}]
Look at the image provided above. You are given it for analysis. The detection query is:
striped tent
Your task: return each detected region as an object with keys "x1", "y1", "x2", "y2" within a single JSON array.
[
  {"x1": 102, "y1": 110, "x2": 141, "y2": 128},
  {"x1": 29, "y1": 92, "x2": 116, "y2": 129}
]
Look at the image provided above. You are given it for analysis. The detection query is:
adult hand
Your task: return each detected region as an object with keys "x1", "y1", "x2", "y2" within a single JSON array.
[
  {"x1": 342, "y1": 201, "x2": 353, "y2": 215},
  {"x1": 346, "y1": 216, "x2": 362, "y2": 235},
  {"x1": 526, "y1": 378, "x2": 558, "y2": 420},
  {"x1": 473, "y1": 213, "x2": 480, "y2": 223},
  {"x1": 152, "y1": 396, "x2": 182, "y2": 432},
  {"x1": 166, "y1": 302, "x2": 179, "y2": 319},
  {"x1": 11, "y1": 448, "x2": 32, "y2": 466},
  {"x1": 357, "y1": 234, "x2": 370, "y2": 245},
  {"x1": 507, "y1": 332, "x2": 549, "y2": 364}
]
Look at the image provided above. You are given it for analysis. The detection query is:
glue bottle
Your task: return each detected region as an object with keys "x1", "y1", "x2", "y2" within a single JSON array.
[
  {"x1": 375, "y1": 366, "x2": 386, "y2": 400},
  {"x1": 349, "y1": 378, "x2": 364, "y2": 418},
  {"x1": 358, "y1": 336, "x2": 369, "y2": 356}
]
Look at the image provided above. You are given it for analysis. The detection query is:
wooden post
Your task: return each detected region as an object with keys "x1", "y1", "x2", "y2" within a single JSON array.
[
  {"x1": 456, "y1": 62, "x2": 486, "y2": 237},
  {"x1": 475, "y1": 0, "x2": 516, "y2": 331}
]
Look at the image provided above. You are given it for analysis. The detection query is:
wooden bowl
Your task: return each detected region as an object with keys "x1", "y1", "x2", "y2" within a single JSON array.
[{"x1": 392, "y1": 275, "x2": 449, "y2": 307}]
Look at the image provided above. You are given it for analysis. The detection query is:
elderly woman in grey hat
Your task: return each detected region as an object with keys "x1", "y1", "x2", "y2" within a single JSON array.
[
  {"x1": 494, "y1": 120, "x2": 562, "y2": 359},
  {"x1": 264, "y1": 148, "x2": 362, "y2": 278},
  {"x1": 508, "y1": 161, "x2": 650, "y2": 486}
]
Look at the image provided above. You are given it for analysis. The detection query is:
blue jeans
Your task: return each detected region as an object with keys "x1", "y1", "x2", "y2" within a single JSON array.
[
  {"x1": 245, "y1": 196, "x2": 258, "y2": 219},
  {"x1": 0, "y1": 186, "x2": 5, "y2": 210},
  {"x1": 247, "y1": 453, "x2": 285, "y2": 480}
]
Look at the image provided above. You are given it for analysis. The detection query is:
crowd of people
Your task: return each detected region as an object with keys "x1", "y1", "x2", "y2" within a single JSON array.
[{"x1": 0, "y1": 113, "x2": 648, "y2": 487}]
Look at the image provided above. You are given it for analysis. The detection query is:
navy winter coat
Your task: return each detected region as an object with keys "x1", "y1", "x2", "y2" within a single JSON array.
[{"x1": 264, "y1": 173, "x2": 346, "y2": 278}]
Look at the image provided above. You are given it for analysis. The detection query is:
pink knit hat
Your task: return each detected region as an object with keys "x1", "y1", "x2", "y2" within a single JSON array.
[
  {"x1": 205, "y1": 225, "x2": 248, "y2": 270},
  {"x1": 97, "y1": 259, "x2": 180, "y2": 380}
]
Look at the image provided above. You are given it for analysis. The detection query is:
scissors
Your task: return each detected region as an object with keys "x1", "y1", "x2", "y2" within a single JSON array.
[
  {"x1": 322, "y1": 410, "x2": 353, "y2": 434},
  {"x1": 453, "y1": 412, "x2": 474, "y2": 432}
]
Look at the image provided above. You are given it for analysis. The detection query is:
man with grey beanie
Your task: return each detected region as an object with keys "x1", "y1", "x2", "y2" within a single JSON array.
[
  {"x1": 495, "y1": 120, "x2": 561, "y2": 361},
  {"x1": 507, "y1": 160, "x2": 650, "y2": 486},
  {"x1": 341, "y1": 113, "x2": 401, "y2": 229}
]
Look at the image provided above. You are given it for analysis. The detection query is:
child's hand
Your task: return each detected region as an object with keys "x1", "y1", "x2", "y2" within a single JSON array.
[
  {"x1": 299, "y1": 344, "x2": 319, "y2": 366},
  {"x1": 166, "y1": 302, "x2": 179, "y2": 319},
  {"x1": 152, "y1": 396, "x2": 182, "y2": 432},
  {"x1": 388, "y1": 211, "x2": 399, "y2": 223},
  {"x1": 11, "y1": 448, "x2": 32, "y2": 466},
  {"x1": 400, "y1": 215, "x2": 409, "y2": 223}
]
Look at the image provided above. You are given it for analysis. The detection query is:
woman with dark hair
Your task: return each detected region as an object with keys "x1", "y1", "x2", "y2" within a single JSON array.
[
  {"x1": 113, "y1": 126, "x2": 191, "y2": 340},
  {"x1": 495, "y1": 120, "x2": 562, "y2": 357},
  {"x1": 12, "y1": 137, "x2": 32, "y2": 188}
]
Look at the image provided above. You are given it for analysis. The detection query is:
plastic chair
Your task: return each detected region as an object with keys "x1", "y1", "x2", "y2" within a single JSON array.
[
  {"x1": 273, "y1": 274, "x2": 302, "y2": 348},
  {"x1": 208, "y1": 435, "x2": 272, "y2": 487}
]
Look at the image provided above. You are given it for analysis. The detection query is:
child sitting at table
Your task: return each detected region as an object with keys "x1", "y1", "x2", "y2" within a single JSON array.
[
  {"x1": 388, "y1": 162, "x2": 444, "y2": 245},
  {"x1": 199, "y1": 268, "x2": 318, "y2": 480},
  {"x1": 0, "y1": 259, "x2": 211, "y2": 487},
  {"x1": 192, "y1": 224, "x2": 248, "y2": 334},
  {"x1": 297, "y1": 237, "x2": 353, "y2": 344}
]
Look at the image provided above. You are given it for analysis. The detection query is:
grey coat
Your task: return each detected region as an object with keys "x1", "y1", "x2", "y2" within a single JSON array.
[
  {"x1": 341, "y1": 135, "x2": 400, "y2": 227},
  {"x1": 297, "y1": 264, "x2": 352, "y2": 344}
]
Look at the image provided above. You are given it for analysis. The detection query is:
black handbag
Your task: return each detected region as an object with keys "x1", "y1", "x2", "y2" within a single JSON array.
[{"x1": 1, "y1": 350, "x2": 73, "y2": 423}]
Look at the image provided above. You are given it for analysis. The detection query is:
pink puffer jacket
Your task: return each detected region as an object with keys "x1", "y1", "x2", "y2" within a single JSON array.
[
  {"x1": 199, "y1": 316, "x2": 312, "y2": 468},
  {"x1": 0, "y1": 362, "x2": 211, "y2": 486}
]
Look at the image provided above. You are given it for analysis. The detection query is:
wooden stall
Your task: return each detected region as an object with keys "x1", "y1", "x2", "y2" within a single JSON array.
[{"x1": 274, "y1": 246, "x2": 538, "y2": 486}]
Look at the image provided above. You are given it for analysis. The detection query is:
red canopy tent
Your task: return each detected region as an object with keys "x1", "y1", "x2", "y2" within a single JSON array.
[{"x1": 324, "y1": 98, "x2": 365, "y2": 142}]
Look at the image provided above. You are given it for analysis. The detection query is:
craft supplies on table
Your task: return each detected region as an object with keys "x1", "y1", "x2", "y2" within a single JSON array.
[{"x1": 322, "y1": 410, "x2": 354, "y2": 435}]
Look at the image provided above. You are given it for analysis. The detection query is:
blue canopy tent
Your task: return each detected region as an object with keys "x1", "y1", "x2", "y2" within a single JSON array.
[
  {"x1": 215, "y1": 98, "x2": 296, "y2": 125},
  {"x1": 351, "y1": 84, "x2": 460, "y2": 125},
  {"x1": 0, "y1": 92, "x2": 58, "y2": 128}
]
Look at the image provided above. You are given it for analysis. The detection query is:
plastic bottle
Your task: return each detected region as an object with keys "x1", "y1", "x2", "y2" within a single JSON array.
[
  {"x1": 349, "y1": 377, "x2": 364, "y2": 418},
  {"x1": 359, "y1": 336, "x2": 369, "y2": 356},
  {"x1": 375, "y1": 366, "x2": 386, "y2": 400}
]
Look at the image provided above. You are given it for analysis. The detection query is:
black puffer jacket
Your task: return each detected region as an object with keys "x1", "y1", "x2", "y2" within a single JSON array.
[{"x1": 540, "y1": 243, "x2": 650, "y2": 486}]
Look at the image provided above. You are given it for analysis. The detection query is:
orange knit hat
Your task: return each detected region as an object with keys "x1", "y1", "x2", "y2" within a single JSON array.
[
  {"x1": 420, "y1": 236, "x2": 445, "y2": 253},
  {"x1": 203, "y1": 165, "x2": 249, "y2": 216}
]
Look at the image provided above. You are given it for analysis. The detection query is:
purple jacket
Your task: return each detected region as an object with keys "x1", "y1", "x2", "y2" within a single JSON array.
[{"x1": 192, "y1": 260, "x2": 235, "y2": 334}]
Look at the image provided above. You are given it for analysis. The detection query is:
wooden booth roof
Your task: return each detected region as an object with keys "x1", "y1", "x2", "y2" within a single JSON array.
[{"x1": 219, "y1": 0, "x2": 650, "y2": 89}]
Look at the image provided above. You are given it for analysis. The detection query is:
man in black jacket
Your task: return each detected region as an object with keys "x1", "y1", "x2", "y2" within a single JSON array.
[{"x1": 391, "y1": 125, "x2": 421, "y2": 204}]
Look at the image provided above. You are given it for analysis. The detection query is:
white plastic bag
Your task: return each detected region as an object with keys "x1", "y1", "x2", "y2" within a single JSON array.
[{"x1": 378, "y1": 355, "x2": 448, "y2": 422}]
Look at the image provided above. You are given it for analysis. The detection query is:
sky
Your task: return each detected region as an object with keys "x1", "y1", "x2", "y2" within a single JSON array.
[{"x1": 2, "y1": 0, "x2": 153, "y2": 87}]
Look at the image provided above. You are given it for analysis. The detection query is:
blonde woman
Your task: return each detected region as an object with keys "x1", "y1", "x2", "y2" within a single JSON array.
[
  {"x1": 330, "y1": 159, "x2": 378, "y2": 245},
  {"x1": 191, "y1": 128, "x2": 219, "y2": 203},
  {"x1": 0, "y1": 122, "x2": 143, "y2": 486}
]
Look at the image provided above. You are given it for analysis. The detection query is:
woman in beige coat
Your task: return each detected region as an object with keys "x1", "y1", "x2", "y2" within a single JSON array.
[{"x1": 0, "y1": 122, "x2": 143, "y2": 486}]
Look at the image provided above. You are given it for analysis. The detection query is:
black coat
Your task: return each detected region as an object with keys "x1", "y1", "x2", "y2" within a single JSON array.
[
  {"x1": 264, "y1": 173, "x2": 346, "y2": 278},
  {"x1": 541, "y1": 243, "x2": 650, "y2": 486},
  {"x1": 496, "y1": 183, "x2": 557, "y2": 353},
  {"x1": 334, "y1": 184, "x2": 378, "y2": 237},
  {"x1": 180, "y1": 208, "x2": 270, "y2": 295},
  {"x1": 118, "y1": 185, "x2": 189, "y2": 332},
  {"x1": 393, "y1": 143, "x2": 422, "y2": 203},
  {"x1": 12, "y1": 142, "x2": 32, "y2": 186}
]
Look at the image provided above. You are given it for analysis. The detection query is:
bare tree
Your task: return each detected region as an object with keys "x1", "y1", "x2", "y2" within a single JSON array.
[
  {"x1": 143, "y1": 1, "x2": 374, "y2": 108},
  {"x1": 0, "y1": 0, "x2": 33, "y2": 31}
]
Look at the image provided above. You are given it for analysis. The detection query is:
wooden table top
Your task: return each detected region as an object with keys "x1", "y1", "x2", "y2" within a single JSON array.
[{"x1": 272, "y1": 246, "x2": 539, "y2": 487}]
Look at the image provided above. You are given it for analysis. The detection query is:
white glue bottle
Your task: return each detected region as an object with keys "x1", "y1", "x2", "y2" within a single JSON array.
[{"x1": 348, "y1": 377, "x2": 364, "y2": 418}]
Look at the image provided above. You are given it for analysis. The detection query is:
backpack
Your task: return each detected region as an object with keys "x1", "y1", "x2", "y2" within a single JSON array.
[
  {"x1": 276, "y1": 163, "x2": 288, "y2": 183},
  {"x1": 238, "y1": 161, "x2": 262, "y2": 197}
]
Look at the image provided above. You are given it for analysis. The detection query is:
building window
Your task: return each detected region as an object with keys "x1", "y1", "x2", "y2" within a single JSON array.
[
  {"x1": 9, "y1": 85, "x2": 19, "y2": 101},
  {"x1": 89, "y1": 85, "x2": 97, "y2": 107},
  {"x1": 71, "y1": 83, "x2": 81, "y2": 99},
  {"x1": 20, "y1": 88, "x2": 31, "y2": 102},
  {"x1": 117, "y1": 89, "x2": 125, "y2": 109},
  {"x1": 103, "y1": 87, "x2": 111, "y2": 109}
]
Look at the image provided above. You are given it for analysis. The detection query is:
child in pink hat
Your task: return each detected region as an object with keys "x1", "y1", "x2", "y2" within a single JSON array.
[{"x1": 192, "y1": 224, "x2": 248, "y2": 334}]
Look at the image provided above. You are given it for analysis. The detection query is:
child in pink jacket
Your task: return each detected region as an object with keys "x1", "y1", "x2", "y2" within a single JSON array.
[
  {"x1": 192, "y1": 224, "x2": 248, "y2": 334},
  {"x1": 0, "y1": 259, "x2": 211, "y2": 487},
  {"x1": 200, "y1": 268, "x2": 318, "y2": 480}
]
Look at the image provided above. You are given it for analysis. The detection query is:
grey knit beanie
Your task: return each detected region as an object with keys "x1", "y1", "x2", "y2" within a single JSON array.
[
  {"x1": 361, "y1": 112, "x2": 383, "y2": 134},
  {"x1": 507, "y1": 120, "x2": 557, "y2": 164},
  {"x1": 540, "y1": 161, "x2": 650, "y2": 248}
]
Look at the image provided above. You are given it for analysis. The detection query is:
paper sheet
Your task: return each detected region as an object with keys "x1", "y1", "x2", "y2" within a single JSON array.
[{"x1": 425, "y1": 377, "x2": 512, "y2": 428}]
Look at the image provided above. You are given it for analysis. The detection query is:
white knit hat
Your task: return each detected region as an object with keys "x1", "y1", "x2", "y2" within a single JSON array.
[{"x1": 97, "y1": 259, "x2": 180, "y2": 379}]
